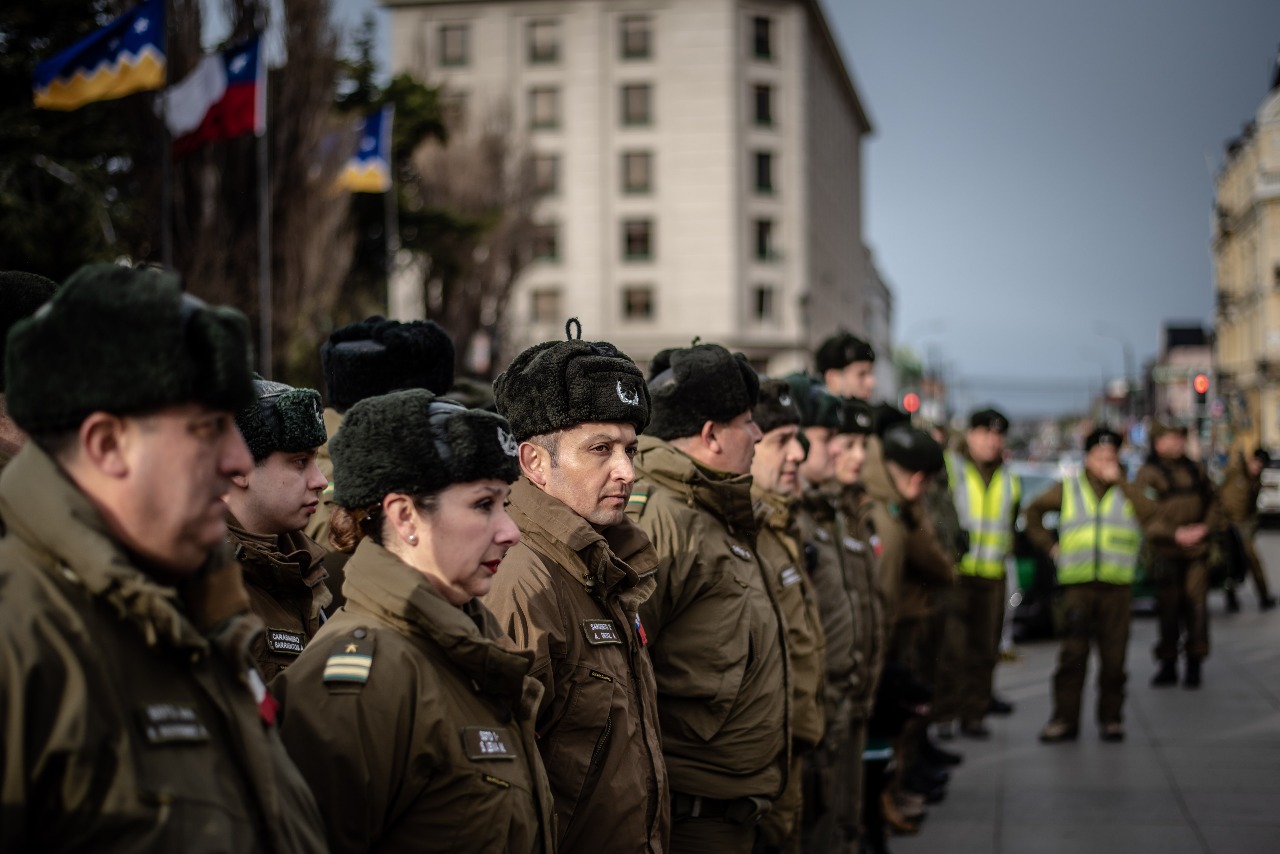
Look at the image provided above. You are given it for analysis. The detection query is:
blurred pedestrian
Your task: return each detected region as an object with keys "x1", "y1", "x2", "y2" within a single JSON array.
[
  {"x1": 489, "y1": 322, "x2": 669, "y2": 853},
  {"x1": 0, "y1": 270, "x2": 57, "y2": 475},
  {"x1": 1218, "y1": 447, "x2": 1276, "y2": 611},
  {"x1": 272, "y1": 390, "x2": 555, "y2": 853},
  {"x1": 0, "y1": 264, "x2": 325, "y2": 851}
]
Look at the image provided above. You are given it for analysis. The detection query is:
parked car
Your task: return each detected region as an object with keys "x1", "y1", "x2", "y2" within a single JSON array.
[{"x1": 1008, "y1": 461, "x2": 1063, "y2": 640}]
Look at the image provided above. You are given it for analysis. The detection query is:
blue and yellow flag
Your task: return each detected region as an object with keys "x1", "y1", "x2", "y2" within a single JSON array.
[
  {"x1": 338, "y1": 106, "x2": 394, "y2": 193},
  {"x1": 33, "y1": 0, "x2": 166, "y2": 111}
]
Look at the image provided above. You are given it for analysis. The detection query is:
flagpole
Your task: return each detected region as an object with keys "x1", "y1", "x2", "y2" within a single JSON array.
[
  {"x1": 159, "y1": 0, "x2": 172, "y2": 267},
  {"x1": 257, "y1": 67, "x2": 272, "y2": 376}
]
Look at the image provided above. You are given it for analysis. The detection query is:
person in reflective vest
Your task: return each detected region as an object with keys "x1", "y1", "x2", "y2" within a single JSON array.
[
  {"x1": 1026, "y1": 427, "x2": 1154, "y2": 742},
  {"x1": 939, "y1": 408, "x2": 1021, "y2": 738}
]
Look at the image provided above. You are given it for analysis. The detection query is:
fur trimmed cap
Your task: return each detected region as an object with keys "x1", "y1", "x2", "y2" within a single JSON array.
[
  {"x1": 881, "y1": 425, "x2": 945, "y2": 475},
  {"x1": 840, "y1": 397, "x2": 876, "y2": 436},
  {"x1": 235, "y1": 376, "x2": 328, "y2": 462},
  {"x1": 1, "y1": 271, "x2": 57, "y2": 393},
  {"x1": 494, "y1": 319, "x2": 649, "y2": 441},
  {"x1": 814, "y1": 331, "x2": 876, "y2": 374},
  {"x1": 645, "y1": 343, "x2": 759, "y2": 440},
  {"x1": 753, "y1": 377, "x2": 801, "y2": 435},
  {"x1": 6, "y1": 264, "x2": 253, "y2": 433},
  {"x1": 969, "y1": 407, "x2": 1009, "y2": 434},
  {"x1": 330, "y1": 389, "x2": 520, "y2": 509},
  {"x1": 782, "y1": 373, "x2": 841, "y2": 430},
  {"x1": 320, "y1": 316, "x2": 455, "y2": 412}
]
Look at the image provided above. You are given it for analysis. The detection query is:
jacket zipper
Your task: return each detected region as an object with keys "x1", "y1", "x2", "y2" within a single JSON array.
[{"x1": 587, "y1": 713, "x2": 613, "y2": 778}]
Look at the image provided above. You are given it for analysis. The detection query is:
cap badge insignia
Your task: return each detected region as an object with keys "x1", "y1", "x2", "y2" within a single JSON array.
[
  {"x1": 617, "y1": 380, "x2": 641, "y2": 406},
  {"x1": 497, "y1": 427, "x2": 519, "y2": 456},
  {"x1": 857, "y1": 414, "x2": 871, "y2": 428},
  {"x1": 779, "y1": 393, "x2": 792, "y2": 407}
]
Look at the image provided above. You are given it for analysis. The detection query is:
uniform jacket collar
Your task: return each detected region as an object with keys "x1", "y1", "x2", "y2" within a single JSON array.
[
  {"x1": 343, "y1": 538, "x2": 535, "y2": 706},
  {"x1": 634, "y1": 435, "x2": 757, "y2": 538},
  {"x1": 0, "y1": 444, "x2": 252, "y2": 656},
  {"x1": 507, "y1": 475, "x2": 658, "y2": 608},
  {"x1": 752, "y1": 485, "x2": 796, "y2": 533},
  {"x1": 227, "y1": 515, "x2": 332, "y2": 616}
]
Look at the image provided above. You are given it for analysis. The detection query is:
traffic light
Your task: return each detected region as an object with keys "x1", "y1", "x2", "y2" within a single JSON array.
[
  {"x1": 902, "y1": 392, "x2": 921, "y2": 414},
  {"x1": 1193, "y1": 372, "x2": 1209, "y2": 407}
]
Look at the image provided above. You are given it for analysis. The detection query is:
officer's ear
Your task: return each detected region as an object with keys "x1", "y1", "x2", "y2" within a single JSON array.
[
  {"x1": 519, "y1": 440, "x2": 549, "y2": 486},
  {"x1": 79, "y1": 411, "x2": 131, "y2": 478},
  {"x1": 699, "y1": 420, "x2": 720, "y2": 453}
]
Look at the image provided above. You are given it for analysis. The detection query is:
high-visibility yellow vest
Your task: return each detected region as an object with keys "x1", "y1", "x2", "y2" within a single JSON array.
[
  {"x1": 1057, "y1": 474, "x2": 1141, "y2": 586},
  {"x1": 946, "y1": 452, "x2": 1020, "y2": 579}
]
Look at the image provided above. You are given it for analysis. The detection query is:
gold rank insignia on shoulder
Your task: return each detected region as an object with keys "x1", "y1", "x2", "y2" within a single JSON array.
[{"x1": 323, "y1": 629, "x2": 374, "y2": 686}]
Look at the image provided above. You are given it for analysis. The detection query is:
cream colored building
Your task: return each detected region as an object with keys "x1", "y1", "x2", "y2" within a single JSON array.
[
  {"x1": 382, "y1": 0, "x2": 886, "y2": 373},
  {"x1": 1213, "y1": 65, "x2": 1280, "y2": 451}
]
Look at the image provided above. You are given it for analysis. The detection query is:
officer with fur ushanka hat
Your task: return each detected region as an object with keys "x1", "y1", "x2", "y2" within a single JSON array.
[
  {"x1": 815, "y1": 330, "x2": 877, "y2": 400},
  {"x1": 645, "y1": 341, "x2": 760, "y2": 446},
  {"x1": 226, "y1": 376, "x2": 333, "y2": 680},
  {"x1": 489, "y1": 319, "x2": 669, "y2": 852}
]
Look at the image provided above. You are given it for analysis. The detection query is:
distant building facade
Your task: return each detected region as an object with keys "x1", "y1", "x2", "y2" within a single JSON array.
[
  {"x1": 1212, "y1": 56, "x2": 1280, "y2": 451},
  {"x1": 381, "y1": 0, "x2": 887, "y2": 372}
]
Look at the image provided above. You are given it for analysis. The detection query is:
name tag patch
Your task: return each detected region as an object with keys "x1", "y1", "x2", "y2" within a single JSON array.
[
  {"x1": 843, "y1": 536, "x2": 866, "y2": 554},
  {"x1": 814, "y1": 528, "x2": 831, "y2": 543},
  {"x1": 266, "y1": 629, "x2": 306, "y2": 656},
  {"x1": 462, "y1": 726, "x2": 517, "y2": 760},
  {"x1": 139, "y1": 703, "x2": 209, "y2": 745},
  {"x1": 729, "y1": 543, "x2": 753, "y2": 561},
  {"x1": 780, "y1": 566, "x2": 802, "y2": 587},
  {"x1": 582, "y1": 619, "x2": 622, "y2": 646}
]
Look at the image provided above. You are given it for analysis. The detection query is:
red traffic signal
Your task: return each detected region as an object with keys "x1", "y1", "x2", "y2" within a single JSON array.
[
  {"x1": 902, "y1": 392, "x2": 921, "y2": 414},
  {"x1": 1192, "y1": 373, "x2": 1209, "y2": 396}
]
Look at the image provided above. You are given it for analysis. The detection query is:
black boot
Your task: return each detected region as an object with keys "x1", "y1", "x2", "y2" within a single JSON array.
[
  {"x1": 1151, "y1": 661, "x2": 1178, "y2": 686},
  {"x1": 922, "y1": 737, "x2": 963, "y2": 767},
  {"x1": 1261, "y1": 595, "x2": 1276, "y2": 612},
  {"x1": 1183, "y1": 659, "x2": 1201, "y2": 689}
]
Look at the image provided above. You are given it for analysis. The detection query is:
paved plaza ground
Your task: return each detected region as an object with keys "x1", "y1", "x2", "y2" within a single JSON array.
[{"x1": 892, "y1": 532, "x2": 1280, "y2": 854}]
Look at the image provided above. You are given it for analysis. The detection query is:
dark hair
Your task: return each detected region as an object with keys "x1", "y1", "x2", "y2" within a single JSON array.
[{"x1": 328, "y1": 493, "x2": 440, "y2": 554}]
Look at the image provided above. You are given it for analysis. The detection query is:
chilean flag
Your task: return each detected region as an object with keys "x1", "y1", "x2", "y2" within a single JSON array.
[{"x1": 163, "y1": 37, "x2": 264, "y2": 157}]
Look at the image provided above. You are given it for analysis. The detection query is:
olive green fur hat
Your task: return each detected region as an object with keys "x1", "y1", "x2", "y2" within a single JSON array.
[
  {"x1": 235, "y1": 376, "x2": 328, "y2": 462},
  {"x1": 645, "y1": 342, "x2": 760, "y2": 440},
  {"x1": 752, "y1": 377, "x2": 801, "y2": 435},
  {"x1": 320, "y1": 316, "x2": 455, "y2": 412},
  {"x1": 1, "y1": 270, "x2": 58, "y2": 393},
  {"x1": 782, "y1": 373, "x2": 841, "y2": 430},
  {"x1": 6, "y1": 263, "x2": 254, "y2": 433},
  {"x1": 330, "y1": 389, "x2": 520, "y2": 509},
  {"x1": 494, "y1": 319, "x2": 649, "y2": 442}
]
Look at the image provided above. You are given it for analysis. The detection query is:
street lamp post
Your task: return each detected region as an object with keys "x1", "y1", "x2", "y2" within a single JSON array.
[{"x1": 1094, "y1": 321, "x2": 1135, "y2": 420}]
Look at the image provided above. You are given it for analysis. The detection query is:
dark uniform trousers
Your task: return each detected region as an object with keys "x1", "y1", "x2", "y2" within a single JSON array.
[
  {"x1": 1236, "y1": 519, "x2": 1273, "y2": 601},
  {"x1": 952, "y1": 575, "x2": 1005, "y2": 725},
  {"x1": 1154, "y1": 557, "x2": 1210, "y2": 663},
  {"x1": 1052, "y1": 582, "x2": 1132, "y2": 726}
]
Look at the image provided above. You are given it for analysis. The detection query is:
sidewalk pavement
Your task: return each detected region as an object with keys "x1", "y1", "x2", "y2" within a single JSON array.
[{"x1": 893, "y1": 532, "x2": 1280, "y2": 854}]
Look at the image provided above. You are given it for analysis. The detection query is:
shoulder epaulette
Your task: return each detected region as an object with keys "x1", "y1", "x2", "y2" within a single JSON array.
[
  {"x1": 626, "y1": 485, "x2": 651, "y2": 518},
  {"x1": 323, "y1": 628, "x2": 375, "y2": 687}
]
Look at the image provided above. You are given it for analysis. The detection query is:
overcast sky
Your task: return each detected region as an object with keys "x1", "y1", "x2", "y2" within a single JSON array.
[{"x1": 321, "y1": 0, "x2": 1280, "y2": 415}]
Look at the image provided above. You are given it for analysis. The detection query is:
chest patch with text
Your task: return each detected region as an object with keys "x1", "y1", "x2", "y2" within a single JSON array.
[
  {"x1": 461, "y1": 726, "x2": 517, "y2": 760},
  {"x1": 265, "y1": 629, "x2": 305, "y2": 656},
  {"x1": 582, "y1": 619, "x2": 623, "y2": 645},
  {"x1": 138, "y1": 703, "x2": 210, "y2": 745}
]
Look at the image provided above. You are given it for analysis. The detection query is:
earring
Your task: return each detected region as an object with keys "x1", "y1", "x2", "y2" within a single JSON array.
[{"x1": 406, "y1": 533, "x2": 419, "y2": 546}]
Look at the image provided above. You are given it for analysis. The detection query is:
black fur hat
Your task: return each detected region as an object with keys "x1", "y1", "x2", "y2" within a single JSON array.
[
  {"x1": 235, "y1": 376, "x2": 328, "y2": 462},
  {"x1": 881, "y1": 425, "x2": 945, "y2": 475},
  {"x1": 1084, "y1": 426, "x2": 1123, "y2": 453},
  {"x1": 872, "y1": 402, "x2": 911, "y2": 436},
  {"x1": 969, "y1": 407, "x2": 1009, "y2": 434},
  {"x1": 320, "y1": 316, "x2": 455, "y2": 412},
  {"x1": 330, "y1": 389, "x2": 520, "y2": 508},
  {"x1": 0, "y1": 271, "x2": 57, "y2": 393},
  {"x1": 6, "y1": 264, "x2": 253, "y2": 433},
  {"x1": 840, "y1": 397, "x2": 876, "y2": 436},
  {"x1": 752, "y1": 377, "x2": 801, "y2": 435},
  {"x1": 645, "y1": 343, "x2": 759, "y2": 440},
  {"x1": 494, "y1": 319, "x2": 649, "y2": 441},
  {"x1": 814, "y1": 331, "x2": 876, "y2": 374}
]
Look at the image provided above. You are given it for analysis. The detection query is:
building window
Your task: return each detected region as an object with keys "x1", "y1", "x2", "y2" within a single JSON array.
[
  {"x1": 528, "y1": 20, "x2": 559, "y2": 64},
  {"x1": 623, "y1": 286, "x2": 655, "y2": 320},
  {"x1": 623, "y1": 219, "x2": 653, "y2": 260},
  {"x1": 754, "y1": 151, "x2": 773, "y2": 194},
  {"x1": 621, "y1": 151, "x2": 652, "y2": 194},
  {"x1": 531, "y1": 288, "x2": 561, "y2": 323},
  {"x1": 754, "y1": 219, "x2": 775, "y2": 261},
  {"x1": 753, "y1": 285, "x2": 775, "y2": 321},
  {"x1": 621, "y1": 84, "x2": 653, "y2": 126},
  {"x1": 752, "y1": 16, "x2": 773, "y2": 60},
  {"x1": 753, "y1": 84, "x2": 774, "y2": 126},
  {"x1": 532, "y1": 223, "x2": 559, "y2": 261},
  {"x1": 529, "y1": 87, "x2": 560, "y2": 129},
  {"x1": 620, "y1": 16, "x2": 651, "y2": 60},
  {"x1": 439, "y1": 24, "x2": 469, "y2": 67},
  {"x1": 533, "y1": 154, "x2": 560, "y2": 195},
  {"x1": 442, "y1": 91, "x2": 468, "y2": 132}
]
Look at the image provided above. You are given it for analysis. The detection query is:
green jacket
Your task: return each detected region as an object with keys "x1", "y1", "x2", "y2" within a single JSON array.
[
  {"x1": 273, "y1": 538, "x2": 556, "y2": 854},
  {"x1": 1133, "y1": 456, "x2": 1223, "y2": 561},
  {"x1": 228, "y1": 518, "x2": 333, "y2": 681},
  {"x1": 487, "y1": 476, "x2": 669, "y2": 853},
  {"x1": 754, "y1": 486, "x2": 826, "y2": 751},
  {"x1": 626, "y1": 436, "x2": 791, "y2": 801},
  {"x1": 0, "y1": 445, "x2": 327, "y2": 853}
]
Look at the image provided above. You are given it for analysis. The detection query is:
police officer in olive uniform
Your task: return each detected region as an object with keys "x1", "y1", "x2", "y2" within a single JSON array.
[
  {"x1": 749, "y1": 379, "x2": 827, "y2": 853},
  {"x1": 1134, "y1": 420, "x2": 1223, "y2": 688},
  {"x1": 626, "y1": 343, "x2": 791, "y2": 851},
  {"x1": 0, "y1": 264, "x2": 326, "y2": 852},
  {"x1": 1027, "y1": 427, "x2": 1154, "y2": 742},
  {"x1": 273, "y1": 390, "x2": 556, "y2": 853},
  {"x1": 489, "y1": 323, "x2": 669, "y2": 853},
  {"x1": 227, "y1": 377, "x2": 332, "y2": 680},
  {"x1": 0, "y1": 271, "x2": 56, "y2": 475},
  {"x1": 815, "y1": 331, "x2": 878, "y2": 401}
]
